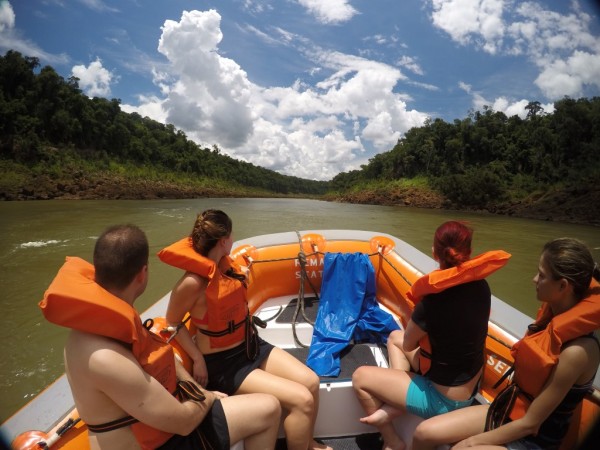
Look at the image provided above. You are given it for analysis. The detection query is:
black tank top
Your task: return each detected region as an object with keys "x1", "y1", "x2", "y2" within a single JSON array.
[{"x1": 529, "y1": 335, "x2": 599, "y2": 449}]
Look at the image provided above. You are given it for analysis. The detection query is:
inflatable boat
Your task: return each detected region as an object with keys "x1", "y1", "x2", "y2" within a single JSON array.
[{"x1": 2, "y1": 230, "x2": 599, "y2": 449}]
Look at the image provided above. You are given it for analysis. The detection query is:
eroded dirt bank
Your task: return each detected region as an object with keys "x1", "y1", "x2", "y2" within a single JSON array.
[{"x1": 2, "y1": 172, "x2": 598, "y2": 227}]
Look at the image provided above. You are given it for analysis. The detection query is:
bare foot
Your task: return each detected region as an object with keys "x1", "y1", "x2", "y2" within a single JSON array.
[
  {"x1": 360, "y1": 404, "x2": 402, "y2": 427},
  {"x1": 360, "y1": 408, "x2": 391, "y2": 426},
  {"x1": 311, "y1": 438, "x2": 332, "y2": 450}
]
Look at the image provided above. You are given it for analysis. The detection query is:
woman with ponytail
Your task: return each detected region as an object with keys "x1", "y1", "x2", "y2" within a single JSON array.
[{"x1": 160, "y1": 210, "x2": 331, "y2": 450}]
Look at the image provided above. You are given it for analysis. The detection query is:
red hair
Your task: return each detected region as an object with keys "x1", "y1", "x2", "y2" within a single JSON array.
[{"x1": 433, "y1": 221, "x2": 473, "y2": 269}]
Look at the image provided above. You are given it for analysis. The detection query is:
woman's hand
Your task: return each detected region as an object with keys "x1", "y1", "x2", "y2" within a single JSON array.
[
  {"x1": 192, "y1": 354, "x2": 209, "y2": 387},
  {"x1": 211, "y1": 390, "x2": 228, "y2": 400}
]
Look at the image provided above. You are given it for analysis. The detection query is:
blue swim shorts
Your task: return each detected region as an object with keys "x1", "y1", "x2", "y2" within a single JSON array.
[{"x1": 405, "y1": 375, "x2": 474, "y2": 419}]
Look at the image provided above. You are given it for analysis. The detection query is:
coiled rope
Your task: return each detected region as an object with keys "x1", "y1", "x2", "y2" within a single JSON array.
[{"x1": 242, "y1": 236, "x2": 513, "y2": 352}]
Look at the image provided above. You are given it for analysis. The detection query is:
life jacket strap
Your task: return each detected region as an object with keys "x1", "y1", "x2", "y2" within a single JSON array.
[
  {"x1": 197, "y1": 315, "x2": 266, "y2": 338},
  {"x1": 87, "y1": 416, "x2": 139, "y2": 433},
  {"x1": 176, "y1": 380, "x2": 206, "y2": 402},
  {"x1": 197, "y1": 317, "x2": 247, "y2": 337},
  {"x1": 493, "y1": 365, "x2": 515, "y2": 389}
]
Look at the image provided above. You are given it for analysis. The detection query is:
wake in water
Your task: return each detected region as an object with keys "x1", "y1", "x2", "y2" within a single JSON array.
[{"x1": 19, "y1": 240, "x2": 68, "y2": 249}]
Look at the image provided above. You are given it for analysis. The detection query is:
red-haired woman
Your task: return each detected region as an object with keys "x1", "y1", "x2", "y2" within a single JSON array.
[{"x1": 353, "y1": 221, "x2": 500, "y2": 450}]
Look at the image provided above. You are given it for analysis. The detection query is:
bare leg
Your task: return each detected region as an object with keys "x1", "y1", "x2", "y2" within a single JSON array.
[
  {"x1": 221, "y1": 393, "x2": 281, "y2": 450},
  {"x1": 238, "y1": 347, "x2": 331, "y2": 450},
  {"x1": 262, "y1": 348, "x2": 331, "y2": 450},
  {"x1": 352, "y1": 365, "x2": 414, "y2": 450},
  {"x1": 412, "y1": 404, "x2": 488, "y2": 450},
  {"x1": 387, "y1": 329, "x2": 420, "y2": 371}
]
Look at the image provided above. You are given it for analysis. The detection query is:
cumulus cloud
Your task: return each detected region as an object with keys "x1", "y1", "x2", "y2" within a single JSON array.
[
  {"x1": 429, "y1": 0, "x2": 600, "y2": 99},
  {"x1": 298, "y1": 0, "x2": 358, "y2": 25},
  {"x1": 0, "y1": 1, "x2": 68, "y2": 64},
  {"x1": 71, "y1": 58, "x2": 116, "y2": 97},
  {"x1": 123, "y1": 9, "x2": 428, "y2": 180},
  {"x1": 157, "y1": 10, "x2": 254, "y2": 148},
  {"x1": 461, "y1": 82, "x2": 554, "y2": 118},
  {"x1": 430, "y1": 0, "x2": 505, "y2": 54}
]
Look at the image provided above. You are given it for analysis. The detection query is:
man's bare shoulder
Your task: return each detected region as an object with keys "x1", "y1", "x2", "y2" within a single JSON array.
[
  {"x1": 65, "y1": 331, "x2": 137, "y2": 378},
  {"x1": 66, "y1": 330, "x2": 129, "y2": 355}
]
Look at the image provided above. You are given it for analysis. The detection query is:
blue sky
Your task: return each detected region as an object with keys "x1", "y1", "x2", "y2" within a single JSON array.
[{"x1": 2, "y1": 1, "x2": 600, "y2": 181}]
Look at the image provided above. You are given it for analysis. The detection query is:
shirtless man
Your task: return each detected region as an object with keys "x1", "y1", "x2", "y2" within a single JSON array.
[{"x1": 54, "y1": 224, "x2": 280, "y2": 450}]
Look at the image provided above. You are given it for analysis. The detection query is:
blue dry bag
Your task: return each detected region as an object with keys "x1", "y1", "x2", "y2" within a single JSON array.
[{"x1": 306, "y1": 252, "x2": 400, "y2": 376}]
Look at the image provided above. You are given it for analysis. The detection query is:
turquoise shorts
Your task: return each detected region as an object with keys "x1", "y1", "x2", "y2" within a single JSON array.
[{"x1": 405, "y1": 375, "x2": 474, "y2": 419}]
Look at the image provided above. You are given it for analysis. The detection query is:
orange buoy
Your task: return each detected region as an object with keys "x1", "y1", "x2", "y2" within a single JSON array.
[{"x1": 12, "y1": 430, "x2": 48, "y2": 450}]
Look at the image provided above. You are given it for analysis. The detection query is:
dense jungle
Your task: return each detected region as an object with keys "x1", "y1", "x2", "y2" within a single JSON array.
[{"x1": 1, "y1": 51, "x2": 599, "y2": 225}]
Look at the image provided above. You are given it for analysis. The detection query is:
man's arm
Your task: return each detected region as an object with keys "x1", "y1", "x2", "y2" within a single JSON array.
[{"x1": 87, "y1": 338, "x2": 212, "y2": 436}]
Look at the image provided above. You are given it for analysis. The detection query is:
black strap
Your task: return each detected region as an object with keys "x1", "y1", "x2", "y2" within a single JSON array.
[
  {"x1": 197, "y1": 318, "x2": 247, "y2": 337},
  {"x1": 88, "y1": 383, "x2": 192, "y2": 434},
  {"x1": 87, "y1": 415, "x2": 139, "y2": 433},
  {"x1": 245, "y1": 315, "x2": 267, "y2": 360},
  {"x1": 176, "y1": 380, "x2": 206, "y2": 402},
  {"x1": 493, "y1": 365, "x2": 515, "y2": 389}
]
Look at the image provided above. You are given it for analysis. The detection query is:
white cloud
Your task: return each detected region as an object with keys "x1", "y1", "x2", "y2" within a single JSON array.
[
  {"x1": 157, "y1": 10, "x2": 254, "y2": 148},
  {"x1": 430, "y1": 0, "x2": 506, "y2": 54},
  {"x1": 298, "y1": 0, "x2": 359, "y2": 25},
  {"x1": 0, "y1": 1, "x2": 68, "y2": 64},
  {"x1": 470, "y1": 91, "x2": 554, "y2": 119},
  {"x1": 71, "y1": 58, "x2": 116, "y2": 97},
  {"x1": 123, "y1": 9, "x2": 428, "y2": 181},
  {"x1": 78, "y1": 0, "x2": 119, "y2": 13},
  {"x1": 535, "y1": 51, "x2": 600, "y2": 98},
  {"x1": 0, "y1": 1, "x2": 15, "y2": 33},
  {"x1": 398, "y1": 55, "x2": 424, "y2": 75},
  {"x1": 121, "y1": 95, "x2": 168, "y2": 123},
  {"x1": 242, "y1": 0, "x2": 274, "y2": 15},
  {"x1": 430, "y1": 1, "x2": 600, "y2": 99}
]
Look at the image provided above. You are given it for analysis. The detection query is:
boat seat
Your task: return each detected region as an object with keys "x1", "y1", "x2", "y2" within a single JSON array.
[{"x1": 284, "y1": 343, "x2": 380, "y2": 382}]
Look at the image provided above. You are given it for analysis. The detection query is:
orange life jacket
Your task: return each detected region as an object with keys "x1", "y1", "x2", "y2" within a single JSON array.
[
  {"x1": 408, "y1": 250, "x2": 511, "y2": 375},
  {"x1": 511, "y1": 279, "x2": 600, "y2": 398},
  {"x1": 39, "y1": 257, "x2": 177, "y2": 450},
  {"x1": 158, "y1": 237, "x2": 249, "y2": 349}
]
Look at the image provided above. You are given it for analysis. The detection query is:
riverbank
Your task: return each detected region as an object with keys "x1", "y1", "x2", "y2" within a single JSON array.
[
  {"x1": 329, "y1": 183, "x2": 600, "y2": 227},
  {"x1": 1, "y1": 166, "x2": 598, "y2": 226},
  {"x1": 0, "y1": 164, "x2": 281, "y2": 201}
]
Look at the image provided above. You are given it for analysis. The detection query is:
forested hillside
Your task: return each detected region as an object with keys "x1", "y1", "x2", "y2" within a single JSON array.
[
  {"x1": 1, "y1": 50, "x2": 598, "y2": 224},
  {"x1": 0, "y1": 51, "x2": 328, "y2": 198},
  {"x1": 329, "y1": 96, "x2": 600, "y2": 224}
]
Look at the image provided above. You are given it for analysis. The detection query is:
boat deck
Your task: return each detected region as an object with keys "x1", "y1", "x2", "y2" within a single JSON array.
[{"x1": 260, "y1": 295, "x2": 444, "y2": 450}]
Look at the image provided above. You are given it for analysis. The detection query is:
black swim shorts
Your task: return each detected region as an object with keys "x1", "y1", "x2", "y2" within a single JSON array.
[
  {"x1": 157, "y1": 399, "x2": 230, "y2": 450},
  {"x1": 205, "y1": 337, "x2": 274, "y2": 394}
]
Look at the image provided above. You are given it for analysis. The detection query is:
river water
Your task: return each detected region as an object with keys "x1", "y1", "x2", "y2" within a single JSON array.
[{"x1": 1, "y1": 198, "x2": 598, "y2": 423}]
